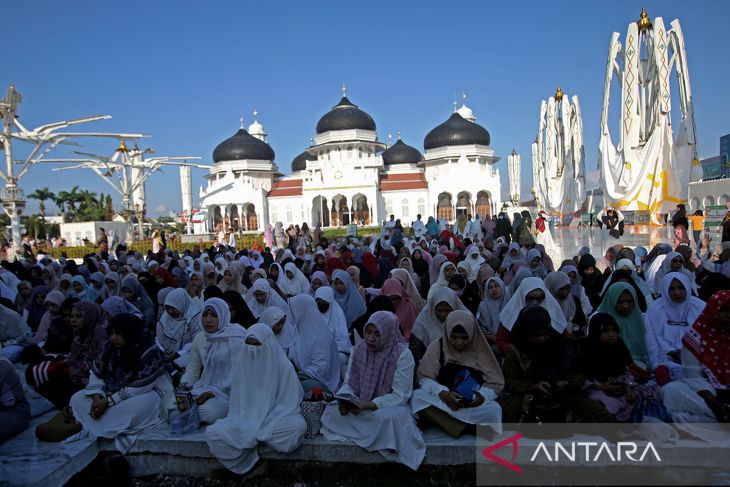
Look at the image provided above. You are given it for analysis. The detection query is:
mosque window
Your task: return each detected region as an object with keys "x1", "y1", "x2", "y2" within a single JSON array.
[
  {"x1": 271, "y1": 208, "x2": 278, "y2": 223},
  {"x1": 401, "y1": 199, "x2": 409, "y2": 218},
  {"x1": 418, "y1": 198, "x2": 426, "y2": 216},
  {"x1": 286, "y1": 205, "x2": 293, "y2": 223},
  {"x1": 385, "y1": 199, "x2": 393, "y2": 216}
]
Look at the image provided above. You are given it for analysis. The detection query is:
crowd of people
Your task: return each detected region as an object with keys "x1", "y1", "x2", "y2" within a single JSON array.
[{"x1": 1, "y1": 206, "x2": 729, "y2": 476}]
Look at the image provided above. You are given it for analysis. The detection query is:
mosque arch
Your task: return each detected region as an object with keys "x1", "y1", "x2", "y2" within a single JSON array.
[
  {"x1": 244, "y1": 203, "x2": 258, "y2": 231},
  {"x1": 312, "y1": 196, "x2": 330, "y2": 227},
  {"x1": 703, "y1": 195, "x2": 715, "y2": 208},
  {"x1": 456, "y1": 191, "x2": 472, "y2": 218},
  {"x1": 331, "y1": 194, "x2": 350, "y2": 226},
  {"x1": 437, "y1": 192, "x2": 454, "y2": 222},
  {"x1": 476, "y1": 190, "x2": 492, "y2": 217},
  {"x1": 351, "y1": 193, "x2": 370, "y2": 225},
  {"x1": 212, "y1": 205, "x2": 223, "y2": 232},
  {"x1": 228, "y1": 205, "x2": 240, "y2": 231}
]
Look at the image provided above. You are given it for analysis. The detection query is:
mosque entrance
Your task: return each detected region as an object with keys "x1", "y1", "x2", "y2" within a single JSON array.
[
  {"x1": 456, "y1": 191, "x2": 472, "y2": 218},
  {"x1": 352, "y1": 193, "x2": 370, "y2": 225},
  {"x1": 437, "y1": 192, "x2": 454, "y2": 222},
  {"x1": 312, "y1": 196, "x2": 330, "y2": 227},
  {"x1": 476, "y1": 190, "x2": 492, "y2": 218}
]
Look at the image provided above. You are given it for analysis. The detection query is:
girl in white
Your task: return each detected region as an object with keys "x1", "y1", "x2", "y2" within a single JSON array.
[
  {"x1": 156, "y1": 288, "x2": 201, "y2": 367},
  {"x1": 205, "y1": 323, "x2": 306, "y2": 475},
  {"x1": 180, "y1": 298, "x2": 245, "y2": 424}
]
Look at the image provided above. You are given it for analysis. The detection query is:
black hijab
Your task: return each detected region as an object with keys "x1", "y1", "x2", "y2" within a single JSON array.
[
  {"x1": 581, "y1": 313, "x2": 633, "y2": 382},
  {"x1": 222, "y1": 290, "x2": 256, "y2": 328}
]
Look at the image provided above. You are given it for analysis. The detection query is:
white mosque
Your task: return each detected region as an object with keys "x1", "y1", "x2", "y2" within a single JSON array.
[{"x1": 198, "y1": 86, "x2": 502, "y2": 233}]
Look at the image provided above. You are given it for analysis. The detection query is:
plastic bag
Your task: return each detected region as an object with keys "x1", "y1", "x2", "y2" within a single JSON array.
[{"x1": 169, "y1": 404, "x2": 200, "y2": 435}]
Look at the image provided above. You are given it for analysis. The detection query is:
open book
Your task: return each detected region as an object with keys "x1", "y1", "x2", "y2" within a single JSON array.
[{"x1": 334, "y1": 392, "x2": 367, "y2": 410}]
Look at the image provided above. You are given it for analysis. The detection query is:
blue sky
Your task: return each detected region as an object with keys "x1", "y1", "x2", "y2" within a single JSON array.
[{"x1": 4, "y1": 0, "x2": 729, "y2": 216}]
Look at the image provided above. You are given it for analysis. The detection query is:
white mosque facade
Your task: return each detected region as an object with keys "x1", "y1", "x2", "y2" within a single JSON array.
[{"x1": 198, "y1": 89, "x2": 502, "y2": 233}]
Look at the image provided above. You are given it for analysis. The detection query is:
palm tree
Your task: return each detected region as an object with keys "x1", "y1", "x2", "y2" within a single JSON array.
[
  {"x1": 28, "y1": 187, "x2": 56, "y2": 221},
  {"x1": 25, "y1": 215, "x2": 46, "y2": 240}
]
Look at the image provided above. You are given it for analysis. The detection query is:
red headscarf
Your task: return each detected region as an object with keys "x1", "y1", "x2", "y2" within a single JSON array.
[
  {"x1": 682, "y1": 290, "x2": 730, "y2": 389},
  {"x1": 153, "y1": 267, "x2": 179, "y2": 288}
]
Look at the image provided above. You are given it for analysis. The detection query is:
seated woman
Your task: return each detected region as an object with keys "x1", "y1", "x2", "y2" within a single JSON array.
[
  {"x1": 411, "y1": 288, "x2": 466, "y2": 361},
  {"x1": 332, "y1": 269, "x2": 366, "y2": 329},
  {"x1": 205, "y1": 323, "x2": 307, "y2": 476},
  {"x1": 596, "y1": 283, "x2": 648, "y2": 366},
  {"x1": 0, "y1": 358, "x2": 30, "y2": 443},
  {"x1": 350, "y1": 296, "x2": 396, "y2": 345},
  {"x1": 69, "y1": 313, "x2": 172, "y2": 452},
  {"x1": 320, "y1": 311, "x2": 426, "y2": 470},
  {"x1": 308, "y1": 271, "x2": 329, "y2": 296},
  {"x1": 379, "y1": 278, "x2": 418, "y2": 341},
  {"x1": 185, "y1": 271, "x2": 204, "y2": 301},
  {"x1": 558, "y1": 264, "x2": 593, "y2": 316},
  {"x1": 413, "y1": 310, "x2": 504, "y2": 438},
  {"x1": 277, "y1": 262, "x2": 309, "y2": 297},
  {"x1": 101, "y1": 272, "x2": 122, "y2": 301},
  {"x1": 121, "y1": 276, "x2": 155, "y2": 324},
  {"x1": 525, "y1": 248, "x2": 548, "y2": 279},
  {"x1": 599, "y1": 268, "x2": 651, "y2": 312},
  {"x1": 217, "y1": 261, "x2": 247, "y2": 295},
  {"x1": 498, "y1": 306, "x2": 613, "y2": 423},
  {"x1": 314, "y1": 287, "x2": 351, "y2": 371},
  {"x1": 449, "y1": 273, "x2": 481, "y2": 316},
  {"x1": 180, "y1": 298, "x2": 245, "y2": 425},
  {"x1": 427, "y1": 261, "x2": 457, "y2": 301},
  {"x1": 496, "y1": 277, "x2": 568, "y2": 354},
  {"x1": 582, "y1": 313, "x2": 649, "y2": 421},
  {"x1": 545, "y1": 271, "x2": 588, "y2": 337},
  {"x1": 390, "y1": 268, "x2": 425, "y2": 312},
  {"x1": 283, "y1": 295, "x2": 341, "y2": 395},
  {"x1": 86, "y1": 273, "x2": 105, "y2": 304},
  {"x1": 245, "y1": 279, "x2": 288, "y2": 320},
  {"x1": 645, "y1": 272, "x2": 705, "y2": 384},
  {"x1": 476, "y1": 277, "x2": 510, "y2": 345},
  {"x1": 661, "y1": 290, "x2": 730, "y2": 428},
  {"x1": 156, "y1": 288, "x2": 202, "y2": 367},
  {"x1": 29, "y1": 302, "x2": 107, "y2": 412}
]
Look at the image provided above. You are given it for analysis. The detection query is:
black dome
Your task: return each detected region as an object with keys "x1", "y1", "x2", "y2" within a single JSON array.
[
  {"x1": 382, "y1": 139, "x2": 423, "y2": 165},
  {"x1": 291, "y1": 150, "x2": 316, "y2": 172},
  {"x1": 423, "y1": 112, "x2": 491, "y2": 150},
  {"x1": 316, "y1": 96, "x2": 376, "y2": 134},
  {"x1": 213, "y1": 128, "x2": 275, "y2": 163}
]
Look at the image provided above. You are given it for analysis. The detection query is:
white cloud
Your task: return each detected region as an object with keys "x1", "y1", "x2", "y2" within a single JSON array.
[{"x1": 154, "y1": 205, "x2": 167, "y2": 213}]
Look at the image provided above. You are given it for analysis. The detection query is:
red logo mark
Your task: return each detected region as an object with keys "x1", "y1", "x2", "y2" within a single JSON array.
[{"x1": 481, "y1": 432, "x2": 523, "y2": 474}]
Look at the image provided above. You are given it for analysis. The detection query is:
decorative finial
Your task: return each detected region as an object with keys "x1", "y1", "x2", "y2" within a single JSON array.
[
  {"x1": 118, "y1": 140, "x2": 127, "y2": 153},
  {"x1": 637, "y1": 7, "x2": 652, "y2": 31},
  {"x1": 239, "y1": 115, "x2": 244, "y2": 129},
  {"x1": 554, "y1": 85, "x2": 564, "y2": 101},
  {"x1": 512, "y1": 148, "x2": 517, "y2": 155},
  {"x1": 397, "y1": 131, "x2": 402, "y2": 140},
  {"x1": 341, "y1": 83, "x2": 347, "y2": 98},
  {"x1": 253, "y1": 109, "x2": 258, "y2": 121},
  {"x1": 453, "y1": 98, "x2": 458, "y2": 112}
]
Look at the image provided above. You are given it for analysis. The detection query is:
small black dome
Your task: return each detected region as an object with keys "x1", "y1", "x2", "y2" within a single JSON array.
[
  {"x1": 291, "y1": 150, "x2": 316, "y2": 172},
  {"x1": 423, "y1": 112, "x2": 491, "y2": 150},
  {"x1": 316, "y1": 96, "x2": 376, "y2": 134},
  {"x1": 213, "y1": 128, "x2": 275, "y2": 163},
  {"x1": 382, "y1": 139, "x2": 423, "y2": 165}
]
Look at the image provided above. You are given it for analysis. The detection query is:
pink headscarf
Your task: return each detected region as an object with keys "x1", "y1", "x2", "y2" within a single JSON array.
[
  {"x1": 347, "y1": 311, "x2": 407, "y2": 402},
  {"x1": 309, "y1": 270, "x2": 329, "y2": 295},
  {"x1": 380, "y1": 278, "x2": 418, "y2": 340}
]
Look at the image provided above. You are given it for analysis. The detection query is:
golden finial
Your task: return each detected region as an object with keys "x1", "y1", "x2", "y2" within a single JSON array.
[
  {"x1": 118, "y1": 140, "x2": 127, "y2": 152},
  {"x1": 637, "y1": 7, "x2": 652, "y2": 31},
  {"x1": 554, "y1": 85, "x2": 564, "y2": 101}
]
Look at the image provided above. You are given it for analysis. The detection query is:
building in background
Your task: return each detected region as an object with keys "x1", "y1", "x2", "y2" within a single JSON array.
[
  {"x1": 689, "y1": 133, "x2": 730, "y2": 210},
  {"x1": 198, "y1": 88, "x2": 501, "y2": 233}
]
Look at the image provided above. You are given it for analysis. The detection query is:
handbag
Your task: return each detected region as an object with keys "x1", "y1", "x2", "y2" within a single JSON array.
[{"x1": 300, "y1": 400, "x2": 326, "y2": 439}]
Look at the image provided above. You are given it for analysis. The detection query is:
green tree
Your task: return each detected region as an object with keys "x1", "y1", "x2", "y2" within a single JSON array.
[
  {"x1": 25, "y1": 215, "x2": 46, "y2": 240},
  {"x1": 28, "y1": 187, "x2": 56, "y2": 221},
  {"x1": 105, "y1": 194, "x2": 114, "y2": 221}
]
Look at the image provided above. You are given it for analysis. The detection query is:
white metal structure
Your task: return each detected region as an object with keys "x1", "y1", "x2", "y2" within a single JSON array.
[
  {"x1": 531, "y1": 87, "x2": 586, "y2": 215},
  {"x1": 598, "y1": 8, "x2": 701, "y2": 220},
  {"x1": 0, "y1": 85, "x2": 144, "y2": 254},
  {"x1": 43, "y1": 144, "x2": 204, "y2": 241},
  {"x1": 507, "y1": 149, "x2": 521, "y2": 204}
]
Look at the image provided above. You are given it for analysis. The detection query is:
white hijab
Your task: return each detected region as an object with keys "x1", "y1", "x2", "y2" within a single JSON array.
[
  {"x1": 278, "y1": 262, "x2": 310, "y2": 296},
  {"x1": 156, "y1": 288, "x2": 201, "y2": 354},
  {"x1": 245, "y1": 279, "x2": 288, "y2": 318},
  {"x1": 314, "y1": 286, "x2": 350, "y2": 354},
  {"x1": 259, "y1": 306, "x2": 296, "y2": 350},
  {"x1": 464, "y1": 245, "x2": 485, "y2": 282},
  {"x1": 412, "y1": 287, "x2": 467, "y2": 346},
  {"x1": 204, "y1": 323, "x2": 304, "y2": 474},
  {"x1": 285, "y1": 294, "x2": 340, "y2": 393},
  {"x1": 498, "y1": 277, "x2": 568, "y2": 333},
  {"x1": 191, "y1": 298, "x2": 246, "y2": 401}
]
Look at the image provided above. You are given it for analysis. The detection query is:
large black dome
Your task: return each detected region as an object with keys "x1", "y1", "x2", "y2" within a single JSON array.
[
  {"x1": 423, "y1": 112, "x2": 491, "y2": 150},
  {"x1": 316, "y1": 96, "x2": 376, "y2": 134},
  {"x1": 291, "y1": 149, "x2": 316, "y2": 172},
  {"x1": 213, "y1": 128, "x2": 275, "y2": 163},
  {"x1": 381, "y1": 139, "x2": 423, "y2": 165}
]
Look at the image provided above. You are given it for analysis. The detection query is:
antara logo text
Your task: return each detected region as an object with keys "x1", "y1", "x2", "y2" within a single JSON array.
[{"x1": 482, "y1": 433, "x2": 662, "y2": 474}]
